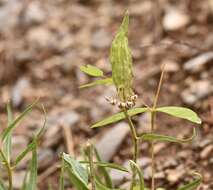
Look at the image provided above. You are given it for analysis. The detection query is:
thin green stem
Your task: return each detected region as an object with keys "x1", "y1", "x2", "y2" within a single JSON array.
[
  {"x1": 150, "y1": 63, "x2": 166, "y2": 190},
  {"x1": 86, "y1": 142, "x2": 96, "y2": 190},
  {"x1": 153, "y1": 63, "x2": 166, "y2": 108},
  {"x1": 123, "y1": 108, "x2": 138, "y2": 190},
  {"x1": 150, "y1": 111, "x2": 155, "y2": 190},
  {"x1": 0, "y1": 149, "x2": 12, "y2": 190}
]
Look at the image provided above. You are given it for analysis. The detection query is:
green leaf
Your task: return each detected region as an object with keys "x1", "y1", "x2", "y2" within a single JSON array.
[
  {"x1": 177, "y1": 172, "x2": 202, "y2": 190},
  {"x1": 80, "y1": 161, "x2": 128, "y2": 172},
  {"x1": 3, "y1": 102, "x2": 13, "y2": 163},
  {"x1": 21, "y1": 169, "x2": 30, "y2": 190},
  {"x1": 156, "y1": 107, "x2": 201, "y2": 124},
  {"x1": 79, "y1": 78, "x2": 113, "y2": 89},
  {"x1": 0, "y1": 179, "x2": 6, "y2": 190},
  {"x1": 133, "y1": 186, "x2": 149, "y2": 190},
  {"x1": 62, "y1": 153, "x2": 89, "y2": 190},
  {"x1": 26, "y1": 144, "x2": 38, "y2": 190},
  {"x1": 95, "y1": 179, "x2": 123, "y2": 190},
  {"x1": 156, "y1": 188, "x2": 166, "y2": 190},
  {"x1": 14, "y1": 141, "x2": 36, "y2": 166},
  {"x1": 1, "y1": 98, "x2": 39, "y2": 141},
  {"x1": 141, "y1": 128, "x2": 196, "y2": 144},
  {"x1": 59, "y1": 158, "x2": 65, "y2": 190},
  {"x1": 129, "y1": 160, "x2": 145, "y2": 190},
  {"x1": 92, "y1": 107, "x2": 148, "y2": 128},
  {"x1": 80, "y1": 65, "x2": 104, "y2": 77},
  {"x1": 110, "y1": 10, "x2": 134, "y2": 101},
  {"x1": 14, "y1": 106, "x2": 46, "y2": 166},
  {"x1": 93, "y1": 146, "x2": 113, "y2": 188}
]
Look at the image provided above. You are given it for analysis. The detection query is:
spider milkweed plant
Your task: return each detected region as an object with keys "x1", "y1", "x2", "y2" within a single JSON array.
[{"x1": 60, "y1": 11, "x2": 202, "y2": 190}]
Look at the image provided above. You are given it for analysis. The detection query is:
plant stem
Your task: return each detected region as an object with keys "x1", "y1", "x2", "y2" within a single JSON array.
[
  {"x1": 123, "y1": 108, "x2": 138, "y2": 190},
  {"x1": 150, "y1": 63, "x2": 166, "y2": 190},
  {"x1": 86, "y1": 142, "x2": 96, "y2": 190},
  {"x1": 150, "y1": 111, "x2": 155, "y2": 190},
  {"x1": 0, "y1": 149, "x2": 12, "y2": 190}
]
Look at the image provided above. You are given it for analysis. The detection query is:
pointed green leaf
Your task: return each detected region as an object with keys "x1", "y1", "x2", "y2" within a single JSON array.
[
  {"x1": 26, "y1": 144, "x2": 38, "y2": 190},
  {"x1": 80, "y1": 65, "x2": 104, "y2": 77},
  {"x1": 156, "y1": 107, "x2": 201, "y2": 124},
  {"x1": 93, "y1": 145, "x2": 113, "y2": 188},
  {"x1": 92, "y1": 107, "x2": 148, "y2": 128},
  {"x1": 3, "y1": 102, "x2": 13, "y2": 163},
  {"x1": 14, "y1": 106, "x2": 46, "y2": 166},
  {"x1": 1, "y1": 99, "x2": 39, "y2": 141},
  {"x1": 80, "y1": 161, "x2": 128, "y2": 172},
  {"x1": 14, "y1": 141, "x2": 37, "y2": 166},
  {"x1": 21, "y1": 168, "x2": 30, "y2": 190},
  {"x1": 80, "y1": 78, "x2": 113, "y2": 89},
  {"x1": 0, "y1": 179, "x2": 6, "y2": 190},
  {"x1": 129, "y1": 160, "x2": 145, "y2": 190},
  {"x1": 141, "y1": 128, "x2": 196, "y2": 144},
  {"x1": 59, "y1": 158, "x2": 65, "y2": 190},
  {"x1": 177, "y1": 172, "x2": 202, "y2": 190},
  {"x1": 95, "y1": 179, "x2": 123, "y2": 190},
  {"x1": 133, "y1": 186, "x2": 149, "y2": 190},
  {"x1": 62, "y1": 153, "x2": 89, "y2": 190}
]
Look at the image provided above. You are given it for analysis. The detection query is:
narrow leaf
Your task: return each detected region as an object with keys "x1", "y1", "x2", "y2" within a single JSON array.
[
  {"x1": 0, "y1": 179, "x2": 6, "y2": 190},
  {"x1": 80, "y1": 78, "x2": 113, "y2": 89},
  {"x1": 63, "y1": 153, "x2": 89, "y2": 190},
  {"x1": 80, "y1": 161, "x2": 128, "y2": 172},
  {"x1": 141, "y1": 128, "x2": 196, "y2": 144},
  {"x1": 14, "y1": 106, "x2": 46, "y2": 166},
  {"x1": 26, "y1": 144, "x2": 38, "y2": 190},
  {"x1": 95, "y1": 179, "x2": 122, "y2": 190},
  {"x1": 156, "y1": 107, "x2": 201, "y2": 124},
  {"x1": 1, "y1": 99, "x2": 39, "y2": 141},
  {"x1": 59, "y1": 158, "x2": 65, "y2": 190},
  {"x1": 133, "y1": 186, "x2": 149, "y2": 190},
  {"x1": 80, "y1": 65, "x2": 104, "y2": 77},
  {"x1": 21, "y1": 168, "x2": 30, "y2": 190},
  {"x1": 3, "y1": 102, "x2": 13, "y2": 163},
  {"x1": 92, "y1": 107, "x2": 148, "y2": 128},
  {"x1": 177, "y1": 172, "x2": 202, "y2": 190},
  {"x1": 129, "y1": 160, "x2": 145, "y2": 190},
  {"x1": 93, "y1": 146, "x2": 113, "y2": 188},
  {"x1": 14, "y1": 141, "x2": 36, "y2": 166}
]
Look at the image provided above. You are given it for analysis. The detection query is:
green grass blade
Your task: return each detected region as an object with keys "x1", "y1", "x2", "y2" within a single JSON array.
[
  {"x1": 80, "y1": 161, "x2": 128, "y2": 172},
  {"x1": 62, "y1": 153, "x2": 89, "y2": 190},
  {"x1": 177, "y1": 172, "x2": 202, "y2": 190},
  {"x1": 140, "y1": 128, "x2": 196, "y2": 144},
  {"x1": 93, "y1": 146, "x2": 113, "y2": 188},
  {"x1": 1, "y1": 98, "x2": 39, "y2": 141},
  {"x1": 0, "y1": 178, "x2": 6, "y2": 190},
  {"x1": 14, "y1": 141, "x2": 36, "y2": 166},
  {"x1": 79, "y1": 78, "x2": 113, "y2": 89},
  {"x1": 21, "y1": 168, "x2": 30, "y2": 190},
  {"x1": 14, "y1": 104, "x2": 46, "y2": 166},
  {"x1": 95, "y1": 179, "x2": 123, "y2": 190},
  {"x1": 3, "y1": 102, "x2": 13, "y2": 163},
  {"x1": 156, "y1": 106, "x2": 201, "y2": 124},
  {"x1": 26, "y1": 144, "x2": 38, "y2": 190},
  {"x1": 59, "y1": 157, "x2": 65, "y2": 190},
  {"x1": 129, "y1": 160, "x2": 145, "y2": 190},
  {"x1": 80, "y1": 65, "x2": 104, "y2": 77},
  {"x1": 48, "y1": 183, "x2": 53, "y2": 190},
  {"x1": 91, "y1": 107, "x2": 148, "y2": 128}
]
